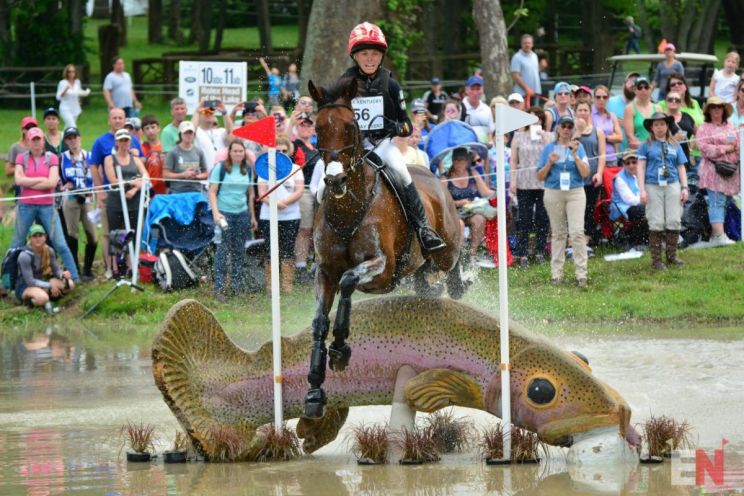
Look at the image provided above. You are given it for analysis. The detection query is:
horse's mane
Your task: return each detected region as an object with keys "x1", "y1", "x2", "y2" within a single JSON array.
[{"x1": 317, "y1": 76, "x2": 355, "y2": 106}]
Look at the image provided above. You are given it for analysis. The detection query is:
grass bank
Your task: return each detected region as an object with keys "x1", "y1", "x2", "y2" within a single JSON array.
[{"x1": 1, "y1": 242, "x2": 742, "y2": 340}]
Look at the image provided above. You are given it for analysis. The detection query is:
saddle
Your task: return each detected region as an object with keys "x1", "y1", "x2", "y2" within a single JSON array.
[{"x1": 364, "y1": 151, "x2": 410, "y2": 226}]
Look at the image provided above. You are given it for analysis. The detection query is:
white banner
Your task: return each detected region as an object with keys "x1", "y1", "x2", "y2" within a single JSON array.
[{"x1": 178, "y1": 61, "x2": 247, "y2": 115}]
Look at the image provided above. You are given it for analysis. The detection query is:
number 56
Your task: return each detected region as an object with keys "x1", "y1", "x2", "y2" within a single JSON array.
[{"x1": 354, "y1": 108, "x2": 370, "y2": 121}]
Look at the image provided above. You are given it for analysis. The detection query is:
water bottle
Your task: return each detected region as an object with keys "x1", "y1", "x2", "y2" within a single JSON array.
[{"x1": 214, "y1": 226, "x2": 222, "y2": 244}]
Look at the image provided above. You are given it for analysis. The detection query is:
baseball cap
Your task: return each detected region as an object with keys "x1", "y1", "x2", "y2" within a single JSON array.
[
  {"x1": 21, "y1": 116, "x2": 38, "y2": 129},
  {"x1": 553, "y1": 81, "x2": 571, "y2": 94},
  {"x1": 431, "y1": 77, "x2": 441, "y2": 85},
  {"x1": 621, "y1": 150, "x2": 638, "y2": 163},
  {"x1": 125, "y1": 117, "x2": 141, "y2": 130},
  {"x1": 43, "y1": 107, "x2": 59, "y2": 119},
  {"x1": 556, "y1": 115, "x2": 575, "y2": 127},
  {"x1": 635, "y1": 76, "x2": 650, "y2": 88},
  {"x1": 27, "y1": 127, "x2": 44, "y2": 140},
  {"x1": 114, "y1": 128, "x2": 131, "y2": 141},
  {"x1": 411, "y1": 98, "x2": 426, "y2": 113},
  {"x1": 625, "y1": 71, "x2": 641, "y2": 81},
  {"x1": 297, "y1": 111, "x2": 314, "y2": 123},
  {"x1": 27, "y1": 224, "x2": 46, "y2": 238},
  {"x1": 576, "y1": 85, "x2": 592, "y2": 95},
  {"x1": 63, "y1": 127, "x2": 80, "y2": 139},
  {"x1": 507, "y1": 93, "x2": 524, "y2": 103},
  {"x1": 465, "y1": 75, "x2": 483, "y2": 87},
  {"x1": 664, "y1": 43, "x2": 676, "y2": 52},
  {"x1": 178, "y1": 121, "x2": 196, "y2": 134}
]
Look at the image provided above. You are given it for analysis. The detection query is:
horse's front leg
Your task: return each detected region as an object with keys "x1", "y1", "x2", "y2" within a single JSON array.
[
  {"x1": 304, "y1": 269, "x2": 337, "y2": 419},
  {"x1": 329, "y1": 255, "x2": 386, "y2": 372}
]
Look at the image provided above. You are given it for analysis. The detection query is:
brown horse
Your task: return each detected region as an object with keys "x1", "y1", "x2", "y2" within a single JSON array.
[{"x1": 303, "y1": 77, "x2": 467, "y2": 418}]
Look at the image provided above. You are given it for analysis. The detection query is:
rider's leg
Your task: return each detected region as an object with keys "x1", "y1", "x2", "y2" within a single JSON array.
[{"x1": 375, "y1": 139, "x2": 446, "y2": 251}]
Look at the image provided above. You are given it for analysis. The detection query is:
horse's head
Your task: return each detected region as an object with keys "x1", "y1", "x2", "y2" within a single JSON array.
[{"x1": 309, "y1": 78, "x2": 360, "y2": 199}]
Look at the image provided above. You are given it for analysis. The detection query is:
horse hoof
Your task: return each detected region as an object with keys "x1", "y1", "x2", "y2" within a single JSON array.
[
  {"x1": 328, "y1": 343, "x2": 352, "y2": 371},
  {"x1": 303, "y1": 388, "x2": 327, "y2": 419}
]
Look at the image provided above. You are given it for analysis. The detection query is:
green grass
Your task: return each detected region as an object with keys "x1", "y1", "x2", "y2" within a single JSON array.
[{"x1": 1, "y1": 235, "x2": 742, "y2": 338}]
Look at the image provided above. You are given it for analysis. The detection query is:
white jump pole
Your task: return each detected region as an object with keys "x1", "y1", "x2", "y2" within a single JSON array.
[
  {"x1": 115, "y1": 165, "x2": 137, "y2": 269},
  {"x1": 268, "y1": 148, "x2": 283, "y2": 428},
  {"x1": 131, "y1": 176, "x2": 149, "y2": 286},
  {"x1": 30, "y1": 82, "x2": 36, "y2": 118}
]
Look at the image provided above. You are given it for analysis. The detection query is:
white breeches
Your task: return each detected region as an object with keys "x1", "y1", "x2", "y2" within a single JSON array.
[{"x1": 367, "y1": 138, "x2": 412, "y2": 185}]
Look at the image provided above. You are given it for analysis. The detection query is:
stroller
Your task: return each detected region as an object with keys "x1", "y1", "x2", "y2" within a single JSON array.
[{"x1": 143, "y1": 193, "x2": 215, "y2": 285}]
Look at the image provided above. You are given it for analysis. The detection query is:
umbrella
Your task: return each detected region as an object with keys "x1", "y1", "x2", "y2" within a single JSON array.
[{"x1": 425, "y1": 120, "x2": 488, "y2": 172}]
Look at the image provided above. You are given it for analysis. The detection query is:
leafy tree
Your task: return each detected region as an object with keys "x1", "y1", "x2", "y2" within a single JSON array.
[{"x1": 10, "y1": 0, "x2": 86, "y2": 67}]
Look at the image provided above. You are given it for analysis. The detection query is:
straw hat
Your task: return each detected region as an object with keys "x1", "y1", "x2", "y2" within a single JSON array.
[
  {"x1": 642, "y1": 112, "x2": 674, "y2": 133},
  {"x1": 702, "y1": 96, "x2": 733, "y2": 120}
]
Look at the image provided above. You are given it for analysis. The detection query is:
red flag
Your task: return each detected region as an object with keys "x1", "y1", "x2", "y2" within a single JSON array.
[{"x1": 233, "y1": 117, "x2": 276, "y2": 147}]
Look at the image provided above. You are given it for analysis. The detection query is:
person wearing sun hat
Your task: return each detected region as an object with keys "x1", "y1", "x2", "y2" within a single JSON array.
[
  {"x1": 652, "y1": 43, "x2": 684, "y2": 100},
  {"x1": 637, "y1": 111, "x2": 689, "y2": 270},
  {"x1": 15, "y1": 224, "x2": 74, "y2": 313},
  {"x1": 696, "y1": 96, "x2": 740, "y2": 247}
]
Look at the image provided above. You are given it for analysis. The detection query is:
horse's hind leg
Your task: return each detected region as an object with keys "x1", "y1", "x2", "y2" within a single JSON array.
[
  {"x1": 446, "y1": 259, "x2": 469, "y2": 300},
  {"x1": 329, "y1": 257, "x2": 385, "y2": 371},
  {"x1": 413, "y1": 261, "x2": 444, "y2": 298}
]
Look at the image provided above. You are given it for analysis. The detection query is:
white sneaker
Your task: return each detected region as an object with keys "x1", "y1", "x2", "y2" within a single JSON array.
[
  {"x1": 709, "y1": 233, "x2": 735, "y2": 247},
  {"x1": 104, "y1": 269, "x2": 113, "y2": 280}
]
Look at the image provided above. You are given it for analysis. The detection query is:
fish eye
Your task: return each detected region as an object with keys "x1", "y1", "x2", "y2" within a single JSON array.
[
  {"x1": 571, "y1": 351, "x2": 590, "y2": 366},
  {"x1": 527, "y1": 378, "x2": 556, "y2": 406}
]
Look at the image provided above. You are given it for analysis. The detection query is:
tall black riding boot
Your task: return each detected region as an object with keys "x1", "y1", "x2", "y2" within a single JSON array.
[
  {"x1": 402, "y1": 183, "x2": 446, "y2": 252},
  {"x1": 83, "y1": 242, "x2": 98, "y2": 280},
  {"x1": 66, "y1": 236, "x2": 80, "y2": 273}
]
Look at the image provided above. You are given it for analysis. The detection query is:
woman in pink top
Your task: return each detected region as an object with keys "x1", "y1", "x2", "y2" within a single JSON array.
[
  {"x1": 695, "y1": 96, "x2": 740, "y2": 246},
  {"x1": 592, "y1": 85, "x2": 622, "y2": 166},
  {"x1": 11, "y1": 127, "x2": 80, "y2": 280}
]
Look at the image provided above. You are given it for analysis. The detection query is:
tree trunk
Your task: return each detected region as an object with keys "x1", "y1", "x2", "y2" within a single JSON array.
[
  {"x1": 297, "y1": 0, "x2": 309, "y2": 54},
  {"x1": 722, "y1": 0, "x2": 744, "y2": 46},
  {"x1": 472, "y1": 0, "x2": 510, "y2": 99},
  {"x1": 98, "y1": 24, "x2": 119, "y2": 83},
  {"x1": 91, "y1": 0, "x2": 109, "y2": 18},
  {"x1": 69, "y1": 0, "x2": 83, "y2": 35},
  {"x1": 301, "y1": 0, "x2": 386, "y2": 91},
  {"x1": 636, "y1": 0, "x2": 656, "y2": 54},
  {"x1": 193, "y1": 0, "x2": 213, "y2": 53},
  {"x1": 148, "y1": 0, "x2": 163, "y2": 44},
  {"x1": 168, "y1": 0, "x2": 183, "y2": 43},
  {"x1": 111, "y1": 0, "x2": 126, "y2": 47},
  {"x1": 692, "y1": 0, "x2": 722, "y2": 53},
  {"x1": 256, "y1": 0, "x2": 272, "y2": 53},
  {"x1": 213, "y1": 0, "x2": 226, "y2": 51},
  {"x1": 188, "y1": 0, "x2": 199, "y2": 44},
  {"x1": 0, "y1": 0, "x2": 11, "y2": 64}
]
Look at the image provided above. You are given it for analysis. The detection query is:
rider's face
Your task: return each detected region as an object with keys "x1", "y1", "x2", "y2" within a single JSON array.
[{"x1": 354, "y1": 49, "x2": 384, "y2": 76}]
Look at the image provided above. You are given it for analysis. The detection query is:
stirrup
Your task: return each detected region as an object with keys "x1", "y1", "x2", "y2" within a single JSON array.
[
  {"x1": 418, "y1": 227, "x2": 446, "y2": 252},
  {"x1": 328, "y1": 342, "x2": 352, "y2": 371}
]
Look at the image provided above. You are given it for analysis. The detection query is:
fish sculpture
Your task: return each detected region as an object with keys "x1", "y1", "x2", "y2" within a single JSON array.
[{"x1": 152, "y1": 296, "x2": 640, "y2": 460}]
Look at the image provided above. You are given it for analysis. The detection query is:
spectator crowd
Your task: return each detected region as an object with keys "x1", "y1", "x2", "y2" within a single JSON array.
[{"x1": 2, "y1": 42, "x2": 742, "y2": 312}]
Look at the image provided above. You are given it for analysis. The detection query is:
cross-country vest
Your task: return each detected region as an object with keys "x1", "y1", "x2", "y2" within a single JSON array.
[{"x1": 343, "y1": 66, "x2": 396, "y2": 138}]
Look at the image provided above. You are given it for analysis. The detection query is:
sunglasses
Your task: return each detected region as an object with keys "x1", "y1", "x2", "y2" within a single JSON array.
[
  {"x1": 595, "y1": 95, "x2": 609, "y2": 100},
  {"x1": 31, "y1": 233, "x2": 46, "y2": 238},
  {"x1": 670, "y1": 81, "x2": 685, "y2": 87},
  {"x1": 298, "y1": 99, "x2": 313, "y2": 105},
  {"x1": 624, "y1": 159, "x2": 638, "y2": 164},
  {"x1": 30, "y1": 136, "x2": 43, "y2": 141},
  {"x1": 560, "y1": 123, "x2": 574, "y2": 129},
  {"x1": 708, "y1": 104, "x2": 724, "y2": 110},
  {"x1": 636, "y1": 85, "x2": 650, "y2": 90},
  {"x1": 556, "y1": 92, "x2": 570, "y2": 96},
  {"x1": 666, "y1": 97, "x2": 681, "y2": 103},
  {"x1": 276, "y1": 148, "x2": 289, "y2": 153}
]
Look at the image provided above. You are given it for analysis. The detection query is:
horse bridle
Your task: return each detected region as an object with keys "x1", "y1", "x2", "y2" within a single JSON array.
[{"x1": 315, "y1": 102, "x2": 362, "y2": 172}]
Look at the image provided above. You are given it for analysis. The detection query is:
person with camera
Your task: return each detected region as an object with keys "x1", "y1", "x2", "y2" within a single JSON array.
[
  {"x1": 103, "y1": 129, "x2": 149, "y2": 278},
  {"x1": 192, "y1": 98, "x2": 235, "y2": 172},
  {"x1": 163, "y1": 121, "x2": 208, "y2": 194},
  {"x1": 536, "y1": 115, "x2": 591, "y2": 288},
  {"x1": 208, "y1": 140, "x2": 257, "y2": 301},
  {"x1": 60, "y1": 127, "x2": 97, "y2": 281},
  {"x1": 16, "y1": 224, "x2": 74, "y2": 314},
  {"x1": 637, "y1": 112, "x2": 689, "y2": 270}
]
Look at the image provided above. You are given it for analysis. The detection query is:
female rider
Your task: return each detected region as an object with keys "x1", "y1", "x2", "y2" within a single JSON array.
[{"x1": 333, "y1": 22, "x2": 444, "y2": 252}]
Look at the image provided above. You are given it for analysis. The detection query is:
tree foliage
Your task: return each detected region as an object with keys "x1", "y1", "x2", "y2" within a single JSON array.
[{"x1": 8, "y1": 0, "x2": 86, "y2": 66}]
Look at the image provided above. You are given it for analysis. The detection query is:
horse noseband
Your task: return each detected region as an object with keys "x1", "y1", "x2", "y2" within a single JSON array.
[{"x1": 326, "y1": 161, "x2": 344, "y2": 177}]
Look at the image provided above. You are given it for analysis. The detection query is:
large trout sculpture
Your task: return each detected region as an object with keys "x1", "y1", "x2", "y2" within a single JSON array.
[{"x1": 152, "y1": 297, "x2": 640, "y2": 460}]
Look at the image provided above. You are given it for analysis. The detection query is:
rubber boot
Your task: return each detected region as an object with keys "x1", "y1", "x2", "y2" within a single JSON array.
[
  {"x1": 665, "y1": 230, "x2": 684, "y2": 266},
  {"x1": 66, "y1": 236, "x2": 80, "y2": 274},
  {"x1": 402, "y1": 182, "x2": 446, "y2": 252},
  {"x1": 264, "y1": 262, "x2": 272, "y2": 294},
  {"x1": 281, "y1": 260, "x2": 295, "y2": 293},
  {"x1": 649, "y1": 231, "x2": 666, "y2": 271},
  {"x1": 83, "y1": 242, "x2": 97, "y2": 280}
]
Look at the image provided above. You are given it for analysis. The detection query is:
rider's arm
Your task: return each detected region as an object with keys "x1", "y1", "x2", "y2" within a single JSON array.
[{"x1": 389, "y1": 79, "x2": 413, "y2": 137}]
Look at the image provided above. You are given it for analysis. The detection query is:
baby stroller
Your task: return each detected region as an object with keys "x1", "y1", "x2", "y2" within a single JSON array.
[{"x1": 143, "y1": 193, "x2": 215, "y2": 288}]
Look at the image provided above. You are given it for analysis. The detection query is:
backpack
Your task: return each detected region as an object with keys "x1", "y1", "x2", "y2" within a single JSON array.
[
  {"x1": 154, "y1": 249, "x2": 198, "y2": 291},
  {"x1": 1, "y1": 247, "x2": 32, "y2": 291}
]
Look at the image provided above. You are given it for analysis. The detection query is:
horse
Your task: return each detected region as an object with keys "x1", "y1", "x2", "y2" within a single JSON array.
[{"x1": 303, "y1": 76, "x2": 467, "y2": 418}]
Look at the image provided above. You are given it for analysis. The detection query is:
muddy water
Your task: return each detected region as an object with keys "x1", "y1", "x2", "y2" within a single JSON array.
[{"x1": 0, "y1": 326, "x2": 742, "y2": 495}]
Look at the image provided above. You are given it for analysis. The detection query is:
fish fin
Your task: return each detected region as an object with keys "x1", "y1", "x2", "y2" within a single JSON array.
[
  {"x1": 404, "y1": 368, "x2": 484, "y2": 412},
  {"x1": 296, "y1": 406, "x2": 350, "y2": 454},
  {"x1": 152, "y1": 299, "x2": 257, "y2": 459}
]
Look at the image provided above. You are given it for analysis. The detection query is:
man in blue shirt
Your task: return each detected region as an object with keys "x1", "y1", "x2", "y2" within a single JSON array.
[{"x1": 510, "y1": 34, "x2": 541, "y2": 107}]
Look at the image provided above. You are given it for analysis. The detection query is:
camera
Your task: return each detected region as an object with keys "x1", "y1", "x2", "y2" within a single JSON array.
[
  {"x1": 244, "y1": 102, "x2": 257, "y2": 114},
  {"x1": 108, "y1": 229, "x2": 134, "y2": 255},
  {"x1": 204, "y1": 100, "x2": 217, "y2": 110}
]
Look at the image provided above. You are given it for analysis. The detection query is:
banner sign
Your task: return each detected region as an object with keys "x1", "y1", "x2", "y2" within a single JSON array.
[{"x1": 179, "y1": 61, "x2": 247, "y2": 114}]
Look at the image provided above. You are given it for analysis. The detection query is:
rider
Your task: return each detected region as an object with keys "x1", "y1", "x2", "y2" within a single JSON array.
[{"x1": 339, "y1": 22, "x2": 446, "y2": 252}]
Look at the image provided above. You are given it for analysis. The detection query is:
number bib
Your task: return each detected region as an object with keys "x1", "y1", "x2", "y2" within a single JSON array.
[
  {"x1": 559, "y1": 172, "x2": 571, "y2": 191},
  {"x1": 352, "y1": 96, "x2": 384, "y2": 131}
]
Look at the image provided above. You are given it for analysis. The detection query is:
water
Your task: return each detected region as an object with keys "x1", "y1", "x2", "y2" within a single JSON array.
[{"x1": 1, "y1": 326, "x2": 742, "y2": 495}]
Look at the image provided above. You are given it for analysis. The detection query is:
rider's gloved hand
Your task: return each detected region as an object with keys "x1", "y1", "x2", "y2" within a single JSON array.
[{"x1": 395, "y1": 121, "x2": 411, "y2": 137}]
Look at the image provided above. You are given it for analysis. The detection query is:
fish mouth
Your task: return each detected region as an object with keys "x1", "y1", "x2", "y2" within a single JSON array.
[{"x1": 538, "y1": 413, "x2": 640, "y2": 449}]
